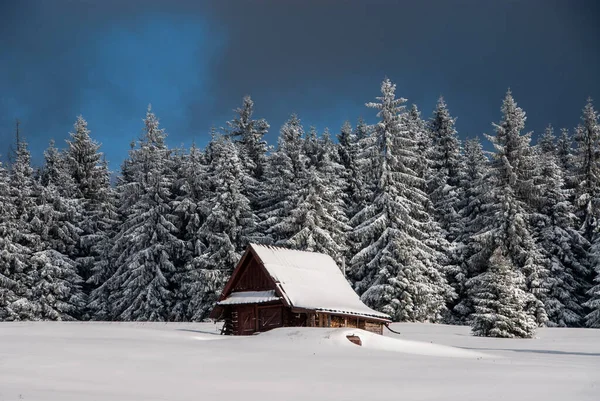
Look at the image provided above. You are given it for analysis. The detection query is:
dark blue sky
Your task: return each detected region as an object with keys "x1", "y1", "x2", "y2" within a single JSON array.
[{"x1": 1, "y1": 0, "x2": 599, "y2": 169}]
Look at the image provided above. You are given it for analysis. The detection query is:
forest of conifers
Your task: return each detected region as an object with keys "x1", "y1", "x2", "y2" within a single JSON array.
[{"x1": 1, "y1": 78, "x2": 599, "y2": 337}]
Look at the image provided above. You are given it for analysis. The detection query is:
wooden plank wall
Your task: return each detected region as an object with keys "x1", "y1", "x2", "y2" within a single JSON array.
[{"x1": 233, "y1": 259, "x2": 273, "y2": 292}]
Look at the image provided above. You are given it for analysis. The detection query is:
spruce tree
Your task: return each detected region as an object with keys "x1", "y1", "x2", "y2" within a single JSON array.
[
  {"x1": 428, "y1": 97, "x2": 462, "y2": 242},
  {"x1": 350, "y1": 79, "x2": 452, "y2": 322},
  {"x1": 557, "y1": 128, "x2": 575, "y2": 176},
  {"x1": 63, "y1": 116, "x2": 112, "y2": 287},
  {"x1": 169, "y1": 143, "x2": 211, "y2": 321},
  {"x1": 227, "y1": 96, "x2": 270, "y2": 181},
  {"x1": 26, "y1": 141, "x2": 86, "y2": 320},
  {"x1": 277, "y1": 129, "x2": 350, "y2": 263},
  {"x1": 0, "y1": 158, "x2": 23, "y2": 320},
  {"x1": 578, "y1": 99, "x2": 600, "y2": 327},
  {"x1": 533, "y1": 126, "x2": 589, "y2": 326},
  {"x1": 105, "y1": 106, "x2": 183, "y2": 321},
  {"x1": 406, "y1": 104, "x2": 432, "y2": 185},
  {"x1": 469, "y1": 249, "x2": 538, "y2": 338},
  {"x1": 338, "y1": 121, "x2": 369, "y2": 263},
  {"x1": 338, "y1": 121, "x2": 366, "y2": 218},
  {"x1": 465, "y1": 90, "x2": 547, "y2": 329},
  {"x1": 185, "y1": 136, "x2": 257, "y2": 321},
  {"x1": 573, "y1": 99, "x2": 600, "y2": 242},
  {"x1": 6, "y1": 139, "x2": 40, "y2": 320},
  {"x1": 259, "y1": 114, "x2": 307, "y2": 244},
  {"x1": 87, "y1": 157, "x2": 129, "y2": 320},
  {"x1": 585, "y1": 246, "x2": 600, "y2": 327},
  {"x1": 452, "y1": 138, "x2": 490, "y2": 322}
]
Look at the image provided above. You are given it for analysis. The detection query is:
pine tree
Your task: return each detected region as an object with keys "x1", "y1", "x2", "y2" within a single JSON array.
[
  {"x1": 465, "y1": 90, "x2": 547, "y2": 328},
  {"x1": 227, "y1": 96, "x2": 270, "y2": 181},
  {"x1": 6, "y1": 139, "x2": 39, "y2": 319},
  {"x1": 87, "y1": 157, "x2": 129, "y2": 320},
  {"x1": 338, "y1": 121, "x2": 369, "y2": 263},
  {"x1": 105, "y1": 106, "x2": 183, "y2": 321},
  {"x1": 428, "y1": 97, "x2": 462, "y2": 242},
  {"x1": 185, "y1": 136, "x2": 257, "y2": 321},
  {"x1": 585, "y1": 244, "x2": 600, "y2": 327},
  {"x1": 0, "y1": 158, "x2": 23, "y2": 320},
  {"x1": 557, "y1": 128, "x2": 575, "y2": 175},
  {"x1": 63, "y1": 116, "x2": 112, "y2": 287},
  {"x1": 578, "y1": 99, "x2": 600, "y2": 327},
  {"x1": 259, "y1": 114, "x2": 307, "y2": 244},
  {"x1": 169, "y1": 143, "x2": 211, "y2": 321},
  {"x1": 26, "y1": 141, "x2": 86, "y2": 320},
  {"x1": 277, "y1": 128, "x2": 350, "y2": 263},
  {"x1": 533, "y1": 126, "x2": 590, "y2": 326},
  {"x1": 338, "y1": 121, "x2": 367, "y2": 219},
  {"x1": 406, "y1": 104, "x2": 432, "y2": 184},
  {"x1": 469, "y1": 249, "x2": 538, "y2": 338},
  {"x1": 354, "y1": 117, "x2": 376, "y2": 184},
  {"x1": 350, "y1": 78, "x2": 452, "y2": 322},
  {"x1": 451, "y1": 137, "x2": 491, "y2": 322},
  {"x1": 573, "y1": 99, "x2": 600, "y2": 242}
]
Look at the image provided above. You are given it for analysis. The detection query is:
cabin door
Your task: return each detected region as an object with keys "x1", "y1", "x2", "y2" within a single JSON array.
[
  {"x1": 258, "y1": 306, "x2": 283, "y2": 332},
  {"x1": 238, "y1": 306, "x2": 256, "y2": 335}
]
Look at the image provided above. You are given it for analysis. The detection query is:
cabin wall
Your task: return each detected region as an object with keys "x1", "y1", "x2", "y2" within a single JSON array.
[
  {"x1": 314, "y1": 312, "x2": 384, "y2": 335},
  {"x1": 224, "y1": 306, "x2": 384, "y2": 336},
  {"x1": 363, "y1": 321, "x2": 384, "y2": 335},
  {"x1": 232, "y1": 258, "x2": 273, "y2": 292}
]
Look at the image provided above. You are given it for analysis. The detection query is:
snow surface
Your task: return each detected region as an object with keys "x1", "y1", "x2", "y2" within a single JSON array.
[
  {"x1": 250, "y1": 243, "x2": 390, "y2": 319},
  {"x1": 217, "y1": 290, "x2": 280, "y2": 305},
  {"x1": 0, "y1": 322, "x2": 598, "y2": 401}
]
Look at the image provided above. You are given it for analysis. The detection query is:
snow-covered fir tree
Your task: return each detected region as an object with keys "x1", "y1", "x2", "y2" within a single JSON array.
[
  {"x1": 585, "y1": 242, "x2": 600, "y2": 327},
  {"x1": 556, "y1": 128, "x2": 575, "y2": 176},
  {"x1": 6, "y1": 139, "x2": 40, "y2": 319},
  {"x1": 259, "y1": 114, "x2": 307, "y2": 244},
  {"x1": 84, "y1": 157, "x2": 119, "y2": 320},
  {"x1": 226, "y1": 96, "x2": 270, "y2": 217},
  {"x1": 452, "y1": 138, "x2": 490, "y2": 322},
  {"x1": 227, "y1": 96, "x2": 270, "y2": 181},
  {"x1": 105, "y1": 106, "x2": 183, "y2": 321},
  {"x1": 428, "y1": 97, "x2": 462, "y2": 243},
  {"x1": 275, "y1": 128, "x2": 350, "y2": 263},
  {"x1": 63, "y1": 116, "x2": 113, "y2": 288},
  {"x1": 578, "y1": 99, "x2": 600, "y2": 328},
  {"x1": 184, "y1": 136, "x2": 257, "y2": 321},
  {"x1": 337, "y1": 121, "x2": 370, "y2": 262},
  {"x1": 87, "y1": 155, "x2": 132, "y2": 320},
  {"x1": 169, "y1": 143, "x2": 211, "y2": 321},
  {"x1": 465, "y1": 90, "x2": 547, "y2": 330},
  {"x1": 406, "y1": 104, "x2": 433, "y2": 185},
  {"x1": 351, "y1": 117, "x2": 378, "y2": 231},
  {"x1": 28, "y1": 145, "x2": 86, "y2": 320},
  {"x1": 0, "y1": 158, "x2": 23, "y2": 320},
  {"x1": 468, "y1": 249, "x2": 538, "y2": 338},
  {"x1": 350, "y1": 78, "x2": 452, "y2": 322},
  {"x1": 573, "y1": 99, "x2": 600, "y2": 242},
  {"x1": 337, "y1": 121, "x2": 366, "y2": 218},
  {"x1": 532, "y1": 126, "x2": 590, "y2": 327}
]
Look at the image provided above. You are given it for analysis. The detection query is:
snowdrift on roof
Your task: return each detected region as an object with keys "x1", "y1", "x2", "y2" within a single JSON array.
[
  {"x1": 250, "y1": 244, "x2": 391, "y2": 320},
  {"x1": 218, "y1": 290, "x2": 280, "y2": 305}
]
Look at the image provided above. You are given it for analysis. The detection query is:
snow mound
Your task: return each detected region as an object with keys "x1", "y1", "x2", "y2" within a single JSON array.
[{"x1": 255, "y1": 327, "x2": 488, "y2": 359}]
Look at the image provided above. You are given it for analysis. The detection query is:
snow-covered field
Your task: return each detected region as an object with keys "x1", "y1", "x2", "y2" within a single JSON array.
[{"x1": 0, "y1": 322, "x2": 598, "y2": 401}]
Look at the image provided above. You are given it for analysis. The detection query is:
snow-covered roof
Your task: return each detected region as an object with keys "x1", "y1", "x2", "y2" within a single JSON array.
[
  {"x1": 249, "y1": 244, "x2": 391, "y2": 321},
  {"x1": 218, "y1": 290, "x2": 280, "y2": 305}
]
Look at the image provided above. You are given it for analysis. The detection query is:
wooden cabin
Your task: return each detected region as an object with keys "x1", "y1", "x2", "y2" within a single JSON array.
[{"x1": 210, "y1": 244, "x2": 391, "y2": 335}]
